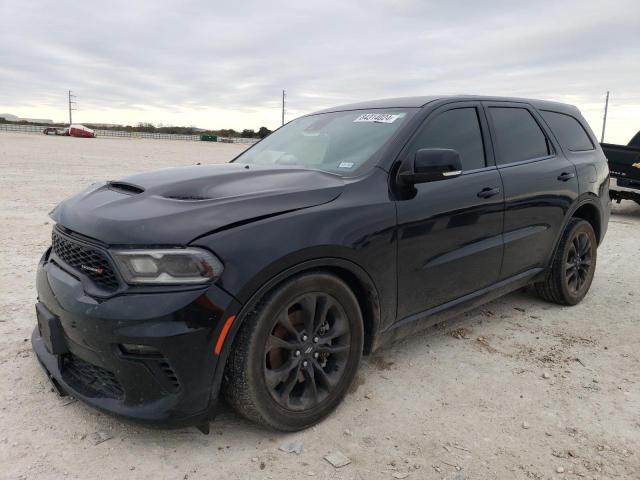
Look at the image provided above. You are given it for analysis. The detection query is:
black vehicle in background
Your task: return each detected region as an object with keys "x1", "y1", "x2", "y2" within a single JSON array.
[
  {"x1": 42, "y1": 126, "x2": 68, "y2": 136},
  {"x1": 32, "y1": 96, "x2": 610, "y2": 432},
  {"x1": 602, "y1": 130, "x2": 640, "y2": 205}
]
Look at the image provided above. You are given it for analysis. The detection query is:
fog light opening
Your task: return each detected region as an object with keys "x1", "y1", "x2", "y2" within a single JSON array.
[{"x1": 119, "y1": 343, "x2": 161, "y2": 356}]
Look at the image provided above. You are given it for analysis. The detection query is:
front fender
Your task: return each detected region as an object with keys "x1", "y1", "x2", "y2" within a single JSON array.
[{"x1": 205, "y1": 256, "x2": 383, "y2": 415}]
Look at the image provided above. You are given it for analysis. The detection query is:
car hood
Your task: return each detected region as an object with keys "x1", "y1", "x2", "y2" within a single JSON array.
[{"x1": 50, "y1": 163, "x2": 344, "y2": 245}]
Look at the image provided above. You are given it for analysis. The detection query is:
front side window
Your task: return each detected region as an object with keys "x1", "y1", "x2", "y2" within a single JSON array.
[
  {"x1": 540, "y1": 110, "x2": 594, "y2": 152},
  {"x1": 234, "y1": 109, "x2": 415, "y2": 175},
  {"x1": 489, "y1": 107, "x2": 551, "y2": 165},
  {"x1": 408, "y1": 107, "x2": 486, "y2": 171}
]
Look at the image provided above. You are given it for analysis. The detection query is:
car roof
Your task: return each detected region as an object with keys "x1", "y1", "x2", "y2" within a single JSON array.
[{"x1": 312, "y1": 95, "x2": 580, "y2": 116}]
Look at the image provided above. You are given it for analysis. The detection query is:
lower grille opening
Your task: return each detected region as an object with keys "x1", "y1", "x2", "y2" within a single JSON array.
[
  {"x1": 62, "y1": 354, "x2": 124, "y2": 400},
  {"x1": 117, "y1": 347, "x2": 181, "y2": 394}
]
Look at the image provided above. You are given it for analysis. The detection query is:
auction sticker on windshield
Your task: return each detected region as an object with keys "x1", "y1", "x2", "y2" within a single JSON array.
[{"x1": 353, "y1": 113, "x2": 402, "y2": 123}]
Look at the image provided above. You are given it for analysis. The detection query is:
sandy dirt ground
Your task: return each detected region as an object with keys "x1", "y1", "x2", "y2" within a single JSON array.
[{"x1": 0, "y1": 132, "x2": 638, "y2": 480}]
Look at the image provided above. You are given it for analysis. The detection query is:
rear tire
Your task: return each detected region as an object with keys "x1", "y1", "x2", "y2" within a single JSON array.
[
  {"x1": 223, "y1": 272, "x2": 363, "y2": 431},
  {"x1": 535, "y1": 218, "x2": 597, "y2": 305}
]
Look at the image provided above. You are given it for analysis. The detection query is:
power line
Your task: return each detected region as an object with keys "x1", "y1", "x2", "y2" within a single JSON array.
[
  {"x1": 68, "y1": 90, "x2": 78, "y2": 126},
  {"x1": 282, "y1": 89, "x2": 286, "y2": 126},
  {"x1": 600, "y1": 91, "x2": 609, "y2": 143}
]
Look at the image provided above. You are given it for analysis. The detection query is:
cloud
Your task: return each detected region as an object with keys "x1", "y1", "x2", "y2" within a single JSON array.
[{"x1": 1, "y1": 0, "x2": 639, "y2": 142}]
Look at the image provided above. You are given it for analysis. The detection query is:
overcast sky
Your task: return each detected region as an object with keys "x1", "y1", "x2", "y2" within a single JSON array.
[{"x1": 1, "y1": 0, "x2": 639, "y2": 143}]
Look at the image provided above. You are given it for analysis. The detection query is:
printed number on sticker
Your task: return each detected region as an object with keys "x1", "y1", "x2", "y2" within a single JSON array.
[{"x1": 354, "y1": 113, "x2": 400, "y2": 123}]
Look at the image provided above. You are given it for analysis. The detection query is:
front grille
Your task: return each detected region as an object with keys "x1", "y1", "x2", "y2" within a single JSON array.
[
  {"x1": 51, "y1": 229, "x2": 119, "y2": 291},
  {"x1": 62, "y1": 354, "x2": 124, "y2": 400}
]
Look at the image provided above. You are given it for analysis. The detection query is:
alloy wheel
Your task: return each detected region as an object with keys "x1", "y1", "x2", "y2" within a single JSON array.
[
  {"x1": 565, "y1": 231, "x2": 593, "y2": 294},
  {"x1": 263, "y1": 293, "x2": 351, "y2": 411}
]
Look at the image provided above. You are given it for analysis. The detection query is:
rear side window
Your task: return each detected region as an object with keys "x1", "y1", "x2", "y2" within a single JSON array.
[
  {"x1": 410, "y1": 107, "x2": 486, "y2": 171},
  {"x1": 488, "y1": 107, "x2": 551, "y2": 165},
  {"x1": 540, "y1": 110, "x2": 594, "y2": 151}
]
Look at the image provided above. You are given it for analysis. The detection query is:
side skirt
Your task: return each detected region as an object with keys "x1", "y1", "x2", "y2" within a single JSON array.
[{"x1": 376, "y1": 268, "x2": 544, "y2": 350}]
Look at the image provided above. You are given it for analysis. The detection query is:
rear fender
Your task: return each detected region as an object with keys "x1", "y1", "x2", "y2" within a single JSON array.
[{"x1": 543, "y1": 195, "x2": 604, "y2": 276}]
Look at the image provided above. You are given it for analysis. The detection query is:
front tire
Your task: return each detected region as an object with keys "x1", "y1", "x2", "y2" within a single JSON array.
[
  {"x1": 535, "y1": 218, "x2": 597, "y2": 305},
  {"x1": 223, "y1": 272, "x2": 363, "y2": 431}
]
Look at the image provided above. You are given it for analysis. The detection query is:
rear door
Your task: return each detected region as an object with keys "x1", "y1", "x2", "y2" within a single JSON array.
[
  {"x1": 483, "y1": 102, "x2": 579, "y2": 279},
  {"x1": 395, "y1": 101, "x2": 504, "y2": 320}
]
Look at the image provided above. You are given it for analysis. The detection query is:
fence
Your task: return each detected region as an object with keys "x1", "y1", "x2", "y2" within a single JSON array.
[
  {"x1": 0, "y1": 123, "x2": 260, "y2": 144},
  {"x1": 0, "y1": 123, "x2": 45, "y2": 135},
  {"x1": 217, "y1": 137, "x2": 260, "y2": 144},
  {"x1": 95, "y1": 129, "x2": 201, "y2": 141}
]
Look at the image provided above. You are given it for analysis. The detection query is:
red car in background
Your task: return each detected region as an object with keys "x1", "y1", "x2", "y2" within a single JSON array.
[
  {"x1": 69, "y1": 124, "x2": 95, "y2": 138},
  {"x1": 43, "y1": 124, "x2": 95, "y2": 138}
]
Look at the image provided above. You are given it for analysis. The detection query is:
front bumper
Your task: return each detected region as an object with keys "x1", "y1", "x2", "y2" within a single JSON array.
[{"x1": 32, "y1": 253, "x2": 240, "y2": 428}]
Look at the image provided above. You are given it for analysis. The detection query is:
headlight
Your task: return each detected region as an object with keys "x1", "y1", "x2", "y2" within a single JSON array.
[{"x1": 111, "y1": 248, "x2": 223, "y2": 285}]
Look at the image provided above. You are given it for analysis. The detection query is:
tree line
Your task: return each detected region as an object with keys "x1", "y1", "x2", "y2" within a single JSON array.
[{"x1": 122, "y1": 123, "x2": 272, "y2": 138}]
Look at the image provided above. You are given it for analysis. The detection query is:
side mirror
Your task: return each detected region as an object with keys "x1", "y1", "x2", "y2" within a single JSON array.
[{"x1": 397, "y1": 148, "x2": 462, "y2": 186}]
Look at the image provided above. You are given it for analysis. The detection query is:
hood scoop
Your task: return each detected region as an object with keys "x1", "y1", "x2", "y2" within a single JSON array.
[
  {"x1": 163, "y1": 194, "x2": 212, "y2": 201},
  {"x1": 108, "y1": 181, "x2": 145, "y2": 195}
]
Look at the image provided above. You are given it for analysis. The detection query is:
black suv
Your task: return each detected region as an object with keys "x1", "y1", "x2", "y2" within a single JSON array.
[{"x1": 33, "y1": 96, "x2": 610, "y2": 432}]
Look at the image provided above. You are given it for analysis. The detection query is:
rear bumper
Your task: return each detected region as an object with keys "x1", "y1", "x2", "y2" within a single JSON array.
[
  {"x1": 610, "y1": 176, "x2": 640, "y2": 202},
  {"x1": 32, "y1": 254, "x2": 241, "y2": 428}
]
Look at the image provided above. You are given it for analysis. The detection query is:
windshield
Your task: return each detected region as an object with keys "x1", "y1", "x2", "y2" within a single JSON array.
[{"x1": 234, "y1": 109, "x2": 415, "y2": 175}]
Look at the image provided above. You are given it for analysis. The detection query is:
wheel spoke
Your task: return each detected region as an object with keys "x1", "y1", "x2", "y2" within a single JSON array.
[
  {"x1": 279, "y1": 363, "x2": 301, "y2": 402},
  {"x1": 576, "y1": 234, "x2": 584, "y2": 254},
  {"x1": 313, "y1": 297, "x2": 331, "y2": 335},
  {"x1": 299, "y1": 294, "x2": 318, "y2": 335},
  {"x1": 301, "y1": 363, "x2": 319, "y2": 407},
  {"x1": 265, "y1": 357, "x2": 297, "y2": 389},
  {"x1": 572, "y1": 236, "x2": 580, "y2": 254},
  {"x1": 312, "y1": 359, "x2": 337, "y2": 390},
  {"x1": 266, "y1": 334, "x2": 298, "y2": 352},
  {"x1": 318, "y1": 343, "x2": 349, "y2": 355},
  {"x1": 325, "y1": 318, "x2": 349, "y2": 340},
  {"x1": 578, "y1": 234, "x2": 590, "y2": 256},
  {"x1": 578, "y1": 265, "x2": 588, "y2": 281},
  {"x1": 567, "y1": 268, "x2": 578, "y2": 290},
  {"x1": 277, "y1": 310, "x2": 300, "y2": 338}
]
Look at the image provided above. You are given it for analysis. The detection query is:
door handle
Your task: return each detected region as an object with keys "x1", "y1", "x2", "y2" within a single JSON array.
[
  {"x1": 557, "y1": 172, "x2": 576, "y2": 182},
  {"x1": 477, "y1": 187, "x2": 501, "y2": 198}
]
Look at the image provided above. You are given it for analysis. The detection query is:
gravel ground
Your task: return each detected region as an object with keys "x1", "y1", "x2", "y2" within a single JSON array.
[{"x1": 0, "y1": 132, "x2": 638, "y2": 480}]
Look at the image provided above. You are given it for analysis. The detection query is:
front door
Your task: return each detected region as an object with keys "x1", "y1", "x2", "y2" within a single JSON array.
[{"x1": 395, "y1": 102, "x2": 505, "y2": 320}]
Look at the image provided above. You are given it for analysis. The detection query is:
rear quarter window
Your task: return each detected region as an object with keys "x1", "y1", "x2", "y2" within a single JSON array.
[{"x1": 541, "y1": 110, "x2": 594, "y2": 152}]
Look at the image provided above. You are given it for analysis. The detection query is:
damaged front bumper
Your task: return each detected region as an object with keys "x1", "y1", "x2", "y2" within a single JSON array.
[{"x1": 32, "y1": 252, "x2": 240, "y2": 428}]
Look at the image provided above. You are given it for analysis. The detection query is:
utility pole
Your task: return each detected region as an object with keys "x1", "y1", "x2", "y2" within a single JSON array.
[
  {"x1": 68, "y1": 90, "x2": 77, "y2": 126},
  {"x1": 282, "y1": 89, "x2": 286, "y2": 126},
  {"x1": 600, "y1": 91, "x2": 609, "y2": 143}
]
